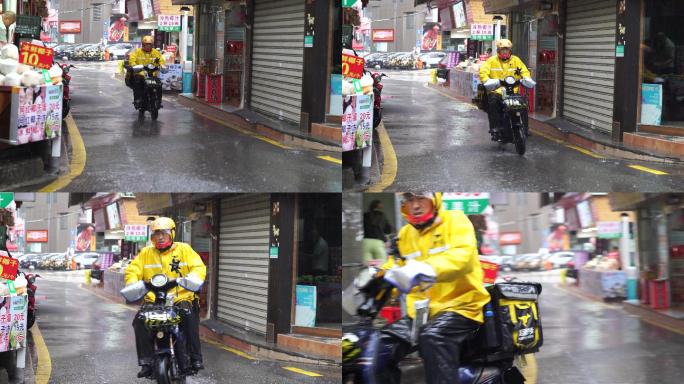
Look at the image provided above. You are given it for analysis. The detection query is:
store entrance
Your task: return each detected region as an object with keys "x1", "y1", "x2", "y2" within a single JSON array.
[
  {"x1": 223, "y1": 2, "x2": 246, "y2": 107},
  {"x1": 294, "y1": 194, "x2": 342, "y2": 332}
]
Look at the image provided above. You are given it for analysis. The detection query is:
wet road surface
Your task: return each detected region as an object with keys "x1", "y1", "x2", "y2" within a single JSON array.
[
  {"x1": 27, "y1": 271, "x2": 340, "y2": 384},
  {"x1": 39, "y1": 61, "x2": 340, "y2": 192},
  {"x1": 378, "y1": 69, "x2": 684, "y2": 192}
]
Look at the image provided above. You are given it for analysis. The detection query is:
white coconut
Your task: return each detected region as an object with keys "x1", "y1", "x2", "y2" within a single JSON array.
[
  {"x1": 1, "y1": 44, "x2": 18, "y2": 60},
  {"x1": 0, "y1": 58, "x2": 18, "y2": 75},
  {"x1": 21, "y1": 70, "x2": 44, "y2": 87},
  {"x1": 15, "y1": 64, "x2": 32, "y2": 75},
  {"x1": 3, "y1": 72, "x2": 21, "y2": 87}
]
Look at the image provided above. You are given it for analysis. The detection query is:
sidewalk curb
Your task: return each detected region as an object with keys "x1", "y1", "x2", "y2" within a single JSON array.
[
  {"x1": 177, "y1": 95, "x2": 341, "y2": 153},
  {"x1": 426, "y1": 82, "x2": 683, "y2": 165}
]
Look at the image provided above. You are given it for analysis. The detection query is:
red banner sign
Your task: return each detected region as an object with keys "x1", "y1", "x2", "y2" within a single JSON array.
[
  {"x1": 499, "y1": 232, "x2": 522, "y2": 245},
  {"x1": 19, "y1": 43, "x2": 54, "y2": 70},
  {"x1": 59, "y1": 20, "x2": 82, "y2": 34},
  {"x1": 0, "y1": 254, "x2": 19, "y2": 280},
  {"x1": 372, "y1": 29, "x2": 395, "y2": 42},
  {"x1": 26, "y1": 230, "x2": 48, "y2": 243},
  {"x1": 342, "y1": 54, "x2": 364, "y2": 79}
]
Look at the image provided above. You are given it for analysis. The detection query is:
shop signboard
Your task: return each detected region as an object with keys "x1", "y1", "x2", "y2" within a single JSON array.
[
  {"x1": 294, "y1": 285, "x2": 316, "y2": 327},
  {"x1": 453, "y1": 2, "x2": 467, "y2": 29},
  {"x1": 372, "y1": 29, "x2": 395, "y2": 42},
  {"x1": 0, "y1": 293, "x2": 28, "y2": 352},
  {"x1": 15, "y1": 15, "x2": 42, "y2": 39},
  {"x1": 140, "y1": 0, "x2": 155, "y2": 20},
  {"x1": 0, "y1": 193, "x2": 13, "y2": 209},
  {"x1": 106, "y1": 203, "x2": 121, "y2": 230},
  {"x1": 421, "y1": 22, "x2": 442, "y2": 51},
  {"x1": 59, "y1": 21, "x2": 82, "y2": 34},
  {"x1": 597, "y1": 221, "x2": 622, "y2": 239},
  {"x1": 19, "y1": 43, "x2": 54, "y2": 70},
  {"x1": 158, "y1": 15, "x2": 181, "y2": 32},
  {"x1": 576, "y1": 200, "x2": 594, "y2": 229},
  {"x1": 124, "y1": 224, "x2": 148, "y2": 242},
  {"x1": 342, "y1": 94, "x2": 373, "y2": 152},
  {"x1": 342, "y1": 53, "x2": 364, "y2": 79},
  {"x1": 446, "y1": 51, "x2": 459, "y2": 68},
  {"x1": 442, "y1": 193, "x2": 490, "y2": 214},
  {"x1": 342, "y1": 0, "x2": 357, "y2": 7},
  {"x1": 159, "y1": 64, "x2": 183, "y2": 91},
  {"x1": 499, "y1": 232, "x2": 522, "y2": 245},
  {"x1": 470, "y1": 23, "x2": 494, "y2": 41},
  {"x1": 640, "y1": 84, "x2": 662, "y2": 126},
  {"x1": 26, "y1": 230, "x2": 48, "y2": 243}
]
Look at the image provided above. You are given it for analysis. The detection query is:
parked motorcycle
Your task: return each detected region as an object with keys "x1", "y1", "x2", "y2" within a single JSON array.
[
  {"x1": 485, "y1": 75, "x2": 534, "y2": 155},
  {"x1": 372, "y1": 73, "x2": 387, "y2": 128},
  {"x1": 126, "y1": 60, "x2": 164, "y2": 120},
  {"x1": 120, "y1": 274, "x2": 201, "y2": 384},
  {"x1": 342, "y1": 240, "x2": 540, "y2": 384},
  {"x1": 21, "y1": 272, "x2": 41, "y2": 329},
  {"x1": 59, "y1": 62, "x2": 76, "y2": 118}
]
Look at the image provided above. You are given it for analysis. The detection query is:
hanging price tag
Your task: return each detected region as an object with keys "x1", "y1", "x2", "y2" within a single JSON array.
[
  {"x1": 7, "y1": 280, "x2": 16, "y2": 295},
  {"x1": 353, "y1": 79, "x2": 362, "y2": 93},
  {"x1": 42, "y1": 69, "x2": 52, "y2": 83}
]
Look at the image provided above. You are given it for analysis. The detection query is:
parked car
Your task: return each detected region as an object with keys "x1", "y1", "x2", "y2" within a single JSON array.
[
  {"x1": 73, "y1": 252, "x2": 100, "y2": 269},
  {"x1": 513, "y1": 253, "x2": 542, "y2": 271},
  {"x1": 546, "y1": 251, "x2": 575, "y2": 269},
  {"x1": 19, "y1": 253, "x2": 40, "y2": 269},
  {"x1": 418, "y1": 52, "x2": 446, "y2": 69},
  {"x1": 365, "y1": 52, "x2": 390, "y2": 69},
  {"x1": 108, "y1": 43, "x2": 134, "y2": 60},
  {"x1": 500, "y1": 255, "x2": 514, "y2": 272}
]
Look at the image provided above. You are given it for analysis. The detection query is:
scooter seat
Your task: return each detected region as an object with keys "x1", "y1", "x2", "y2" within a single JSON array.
[{"x1": 474, "y1": 366, "x2": 501, "y2": 383}]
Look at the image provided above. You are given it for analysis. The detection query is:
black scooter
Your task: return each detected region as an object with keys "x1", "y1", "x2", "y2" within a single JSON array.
[
  {"x1": 121, "y1": 273, "x2": 201, "y2": 384},
  {"x1": 126, "y1": 60, "x2": 164, "y2": 120}
]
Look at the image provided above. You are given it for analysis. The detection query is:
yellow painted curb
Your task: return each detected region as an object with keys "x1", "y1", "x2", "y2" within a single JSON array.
[
  {"x1": 202, "y1": 338, "x2": 257, "y2": 360},
  {"x1": 317, "y1": 155, "x2": 342, "y2": 164},
  {"x1": 519, "y1": 354, "x2": 538, "y2": 384},
  {"x1": 367, "y1": 122, "x2": 397, "y2": 192},
  {"x1": 282, "y1": 366, "x2": 323, "y2": 377},
  {"x1": 628, "y1": 164, "x2": 668, "y2": 175},
  {"x1": 32, "y1": 324, "x2": 52, "y2": 384},
  {"x1": 39, "y1": 115, "x2": 86, "y2": 192}
]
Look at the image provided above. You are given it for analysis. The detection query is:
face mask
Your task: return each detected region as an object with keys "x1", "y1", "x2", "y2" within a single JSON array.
[
  {"x1": 498, "y1": 51, "x2": 512, "y2": 61},
  {"x1": 407, "y1": 211, "x2": 435, "y2": 225}
]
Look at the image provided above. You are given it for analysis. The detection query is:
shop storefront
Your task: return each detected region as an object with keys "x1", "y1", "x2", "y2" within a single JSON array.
[{"x1": 612, "y1": 194, "x2": 684, "y2": 309}]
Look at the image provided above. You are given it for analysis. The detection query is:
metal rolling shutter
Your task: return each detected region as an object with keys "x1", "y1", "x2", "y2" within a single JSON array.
[
  {"x1": 217, "y1": 194, "x2": 271, "y2": 335},
  {"x1": 251, "y1": 0, "x2": 305, "y2": 124},
  {"x1": 562, "y1": 0, "x2": 616, "y2": 133}
]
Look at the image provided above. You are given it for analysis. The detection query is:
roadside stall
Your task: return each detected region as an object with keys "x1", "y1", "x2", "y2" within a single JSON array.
[
  {"x1": 578, "y1": 256, "x2": 627, "y2": 300},
  {"x1": 0, "y1": 247, "x2": 28, "y2": 380},
  {"x1": 342, "y1": 49, "x2": 374, "y2": 183},
  {"x1": 0, "y1": 42, "x2": 63, "y2": 162}
]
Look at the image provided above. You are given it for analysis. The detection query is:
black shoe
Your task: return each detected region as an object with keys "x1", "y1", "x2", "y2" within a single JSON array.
[
  {"x1": 137, "y1": 365, "x2": 153, "y2": 378},
  {"x1": 191, "y1": 359, "x2": 204, "y2": 371}
]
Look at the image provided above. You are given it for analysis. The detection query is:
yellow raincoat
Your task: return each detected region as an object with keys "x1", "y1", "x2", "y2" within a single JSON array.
[
  {"x1": 125, "y1": 242, "x2": 206, "y2": 304},
  {"x1": 479, "y1": 55, "x2": 531, "y2": 95},
  {"x1": 128, "y1": 48, "x2": 166, "y2": 76},
  {"x1": 382, "y1": 193, "x2": 490, "y2": 323}
]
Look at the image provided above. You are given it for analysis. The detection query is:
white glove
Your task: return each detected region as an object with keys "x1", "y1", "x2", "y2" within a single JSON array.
[
  {"x1": 384, "y1": 260, "x2": 437, "y2": 293},
  {"x1": 521, "y1": 77, "x2": 536, "y2": 88},
  {"x1": 484, "y1": 78, "x2": 500, "y2": 91}
]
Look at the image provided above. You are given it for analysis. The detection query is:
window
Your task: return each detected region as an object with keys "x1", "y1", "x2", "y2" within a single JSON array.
[
  {"x1": 59, "y1": 214, "x2": 68, "y2": 230},
  {"x1": 406, "y1": 13, "x2": 414, "y2": 29}
]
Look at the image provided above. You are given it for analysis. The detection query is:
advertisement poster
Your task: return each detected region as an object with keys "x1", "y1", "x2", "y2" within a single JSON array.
[
  {"x1": 0, "y1": 295, "x2": 28, "y2": 352},
  {"x1": 0, "y1": 253, "x2": 19, "y2": 280},
  {"x1": 15, "y1": 85, "x2": 62, "y2": 145},
  {"x1": 75, "y1": 223, "x2": 96, "y2": 252},
  {"x1": 421, "y1": 23, "x2": 442, "y2": 51},
  {"x1": 453, "y1": 2, "x2": 467, "y2": 29},
  {"x1": 109, "y1": 16, "x2": 129, "y2": 43},
  {"x1": 159, "y1": 64, "x2": 183, "y2": 91},
  {"x1": 140, "y1": 0, "x2": 155, "y2": 20},
  {"x1": 26, "y1": 230, "x2": 48, "y2": 243},
  {"x1": 641, "y1": 83, "x2": 662, "y2": 125},
  {"x1": 59, "y1": 21, "x2": 82, "y2": 34},
  {"x1": 294, "y1": 285, "x2": 317, "y2": 327},
  {"x1": 342, "y1": 94, "x2": 373, "y2": 152},
  {"x1": 342, "y1": 53, "x2": 364, "y2": 79}
]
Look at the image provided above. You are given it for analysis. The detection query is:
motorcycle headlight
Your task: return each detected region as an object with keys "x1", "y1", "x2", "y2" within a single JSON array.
[
  {"x1": 147, "y1": 64, "x2": 155, "y2": 70},
  {"x1": 504, "y1": 76, "x2": 516, "y2": 86},
  {"x1": 157, "y1": 331, "x2": 164, "y2": 339},
  {"x1": 150, "y1": 274, "x2": 168, "y2": 288}
]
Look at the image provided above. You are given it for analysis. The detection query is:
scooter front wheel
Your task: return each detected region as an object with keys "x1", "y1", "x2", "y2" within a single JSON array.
[
  {"x1": 151, "y1": 108, "x2": 159, "y2": 120},
  {"x1": 512, "y1": 119, "x2": 526, "y2": 156},
  {"x1": 157, "y1": 356, "x2": 171, "y2": 384}
]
